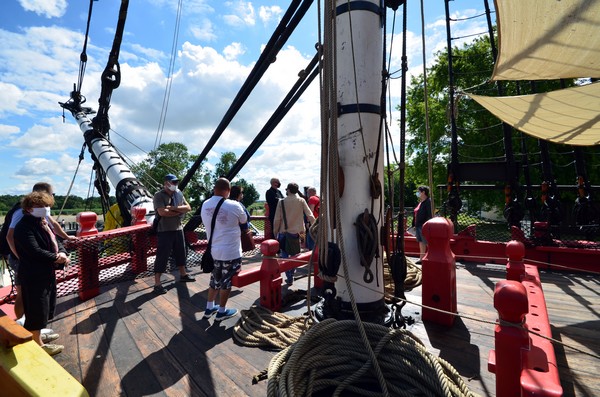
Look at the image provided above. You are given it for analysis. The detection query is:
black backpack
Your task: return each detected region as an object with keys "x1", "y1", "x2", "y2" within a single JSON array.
[{"x1": 0, "y1": 201, "x2": 22, "y2": 257}]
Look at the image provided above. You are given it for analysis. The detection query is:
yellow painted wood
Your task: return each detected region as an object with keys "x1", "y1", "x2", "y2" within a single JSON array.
[{"x1": 0, "y1": 340, "x2": 89, "y2": 397}]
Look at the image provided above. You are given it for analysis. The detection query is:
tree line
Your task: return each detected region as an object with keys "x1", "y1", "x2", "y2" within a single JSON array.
[{"x1": 0, "y1": 195, "x2": 108, "y2": 215}]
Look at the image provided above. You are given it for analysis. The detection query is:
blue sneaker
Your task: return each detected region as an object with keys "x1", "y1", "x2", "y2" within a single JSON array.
[
  {"x1": 215, "y1": 308, "x2": 238, "y2": 322},
  {"x1": 203, "y1": 306, "x2": 219, "y2": 319}
]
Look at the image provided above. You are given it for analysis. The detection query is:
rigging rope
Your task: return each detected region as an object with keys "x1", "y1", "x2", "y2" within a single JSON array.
[
  {"x1": 76, "y1": 0, "x2": 95, "y2": 97},
  {"x1": 154, "y1": 0, "x2": 184, "y2": 150},
  {"x1": 420, "y1": 0, "x2": 435, "y2": 215},
  {"x1": 56, "y1": 143, "x2": 87, "y2": 220}
]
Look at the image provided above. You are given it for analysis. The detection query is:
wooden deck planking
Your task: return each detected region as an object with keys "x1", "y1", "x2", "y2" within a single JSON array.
[{"x1": 43, "y1": 261, "x2": 599, "y2": 397}]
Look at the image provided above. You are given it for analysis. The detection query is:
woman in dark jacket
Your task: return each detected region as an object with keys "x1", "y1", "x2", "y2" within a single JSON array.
[
  {"x1": 414, "y1": 186, "x2": 433, "y2": 263},
  {"x1": 14, "y1": 191, "x2": 70, "y2": 356}
]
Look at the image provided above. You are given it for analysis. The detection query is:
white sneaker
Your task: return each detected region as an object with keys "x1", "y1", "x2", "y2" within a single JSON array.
[
  {"x1": 16, "y1": 316, "x2": 25, "y2": 326},
  {"x1": 41, "y1": 328, "x2": 55, "y2": 335},
  {"x1": 41, "y1": 333, "x2": 60, "y2": 343}
]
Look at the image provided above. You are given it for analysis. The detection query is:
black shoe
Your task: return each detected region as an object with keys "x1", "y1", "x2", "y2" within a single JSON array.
[
  {"x1": 153, "y1": 285, "x2": 167, "y2": 295},
  {"x1": 415, "y1": 260, "x2": 422, "y2": 264},
  {"x1": 180, "y1": 274, "x2": 196, "y2": 282}
]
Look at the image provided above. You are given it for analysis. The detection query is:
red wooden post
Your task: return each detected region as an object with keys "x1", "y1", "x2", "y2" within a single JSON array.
[
  {"x1": 421, "y1": 217, "x2": 457, "y2": 326},
  {"x1": 489, "y1": 280, "x2": 529, "y2": 397},
  {"x1": 76, "y1": 212, "x2": 99, "y2": 300},
  {"x1": 506, "y1": 240, "x2": 526, "y2": 281},
  {"x1": 129, "y1": 207, "x2": 149, "y2": 274},
  {"x1": 259, "y1": 239, "x2": 282, "y2": 311}
]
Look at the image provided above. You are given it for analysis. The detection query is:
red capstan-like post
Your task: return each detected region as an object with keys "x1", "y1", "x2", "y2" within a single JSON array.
[
  {"x1": 506, "y1": 240, "x2": 526, "y2": 281},
  {"x1": 489, "y1": 280, "x2": 529, "y2": 397},
  {"x1": 259, "y1": 239, "x2": 283, "y2": 311},
  {"x1": 76, "y1": 212, "x2": 99, "y2": 300},
  {"x1": 130, "y1": 206, "x2": 147, "y2": 225},
  {"x1": 76, "y1": 212, "x2": 98, "y2": 237},
  {"x1": 421, "y1": 217, "x2": 457, "y2": 326}
]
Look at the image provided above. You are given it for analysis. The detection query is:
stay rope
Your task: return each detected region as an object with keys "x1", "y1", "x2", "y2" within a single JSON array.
[
  {"x1": 420, "y1": 0, "x2": 435, "y2": 213},
  {"x1": 153, "y1": 0, "x2": 184, "y2": 150}
]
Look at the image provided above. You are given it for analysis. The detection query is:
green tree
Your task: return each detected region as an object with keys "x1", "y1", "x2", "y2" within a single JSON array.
[
  {"x1": 131, "y1": 142, "x2": 211, "y2": 208},
  {"x1": 403, "y1": 33, "x2": 591, "y2": 215},
  {"x1": 212, "y1": 151, "x2": 238, "y2": 183},
  {"x1": 236, "y1": 178, "x2": 259, "y2": 208},
  {"x1": 212, "y1": 152, "x2": 260, "y2": 207}
]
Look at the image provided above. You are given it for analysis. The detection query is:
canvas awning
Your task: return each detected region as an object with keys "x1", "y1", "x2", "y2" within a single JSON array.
[
  {"x1": 467, "y1": 82, "x2": 600, "y2": 146},
  {"x1": 492, "y1": 0, "x2": 600, "y2": 81}
]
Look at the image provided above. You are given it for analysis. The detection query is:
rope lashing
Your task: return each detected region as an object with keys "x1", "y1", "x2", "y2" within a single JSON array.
[
  {"x1": 266, "y1": 319, "x2": 478, "y2": 397},
  {"x1": 355, "y1": 209, "x2": 378, "y2": 283}
]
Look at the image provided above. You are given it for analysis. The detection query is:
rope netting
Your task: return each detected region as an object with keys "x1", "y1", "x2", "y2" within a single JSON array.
[{"x1": 53, "y1": 217, "x2": 266, "y2": 297}]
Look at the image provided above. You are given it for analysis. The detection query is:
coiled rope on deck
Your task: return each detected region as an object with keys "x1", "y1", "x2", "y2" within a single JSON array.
[
  {"x1": 267, "y1": 319, "x2": 477, "y2": 397},
  {"x1": 404, "y1": 258, "x2": 423, "y2": 290},
  {"x1": 233, "y1": 305, "x2": 311, "y2": 350}
]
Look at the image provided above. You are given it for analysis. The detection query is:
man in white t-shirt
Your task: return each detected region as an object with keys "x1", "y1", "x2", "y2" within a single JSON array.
[{"x1": 200, "y1": 178, "x2": 247, "y2": 321}]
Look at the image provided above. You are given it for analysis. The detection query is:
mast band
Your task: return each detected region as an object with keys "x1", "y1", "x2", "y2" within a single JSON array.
[
  {"x1": 338, "y1": 103, "x2": 381, "y2": 116},
  {"x1": 336, "y1": 1, "x2": 383, "y2": 17}
]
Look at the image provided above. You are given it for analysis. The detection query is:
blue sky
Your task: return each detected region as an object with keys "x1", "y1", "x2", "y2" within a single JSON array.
[{"x1": 0, "y1": 0, "x2": 490, "y2": 201}]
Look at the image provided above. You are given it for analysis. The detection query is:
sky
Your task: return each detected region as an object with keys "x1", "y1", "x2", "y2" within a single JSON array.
[{"x1": 0, "y1": 0, "x2": 492, "y2": 203}]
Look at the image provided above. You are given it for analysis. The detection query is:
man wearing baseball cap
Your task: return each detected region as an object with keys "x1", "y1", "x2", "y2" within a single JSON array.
[{"x1": 152, "y1": 174, "x2": 195, "y2": 294}]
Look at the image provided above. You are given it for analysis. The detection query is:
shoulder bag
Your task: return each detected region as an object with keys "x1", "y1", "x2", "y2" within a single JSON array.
[{"x1": 201, "y1": 198, "x2": 225, "y2": 273}]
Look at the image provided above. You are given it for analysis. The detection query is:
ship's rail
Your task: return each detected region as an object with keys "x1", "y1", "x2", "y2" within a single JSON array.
[{"x1": 55, "y1": 214, "x2": 267, "y2": 299}]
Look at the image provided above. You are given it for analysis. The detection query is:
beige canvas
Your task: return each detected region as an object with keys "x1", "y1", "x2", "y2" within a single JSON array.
[
  {"x1": 468, "y1": 82, "x2": 600, "y2": 146},
  {"x1": 493, "y1": 0, "x2": 600, "y2": 80}
]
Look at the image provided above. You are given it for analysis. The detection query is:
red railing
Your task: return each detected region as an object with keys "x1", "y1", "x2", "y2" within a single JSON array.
[{"x1": 488, "y1": 241, "x2": 563, "y2": 397}]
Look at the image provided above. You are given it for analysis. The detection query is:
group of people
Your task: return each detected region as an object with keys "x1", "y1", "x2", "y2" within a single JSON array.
[
  {"x1": 3, "y1": 175, "x2": 430, "y2": 360},
  {"x1": 265, "y1": 178, "x2": 319, "y2": 285}
]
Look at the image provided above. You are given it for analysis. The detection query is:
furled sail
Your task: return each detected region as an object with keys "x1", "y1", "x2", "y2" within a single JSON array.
[
  {"x1": 492, "y1": 0, "x2": 600, "y2": 81},
  {"x1": 469, "y1": 82, "x2": 600, "y2": 146}
]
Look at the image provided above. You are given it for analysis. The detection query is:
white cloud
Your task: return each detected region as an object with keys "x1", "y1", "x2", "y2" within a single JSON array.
[
  {"x1": 8, "y1": 118, "x2": 81, "y2": 156},
  {"x1": 223, "y1": 42, "x2": 245, "y2": 60},
  {"x1": 18, "y1": 0, "x2": 67, "y2": 18},
  {"x1": 0, "y1": 82, "x2": 26, "y2": 117},
  {"x1": 189, "y1": 19, "x2": 217, "y2": 42},
  {"x1": 0, "y1": 124, "x2": 20, "y2": 138},
  {"x1": 129, "y1": 44, "x2": 166, "y2": 62},
  {"x1": 258, "y1": 6, "x2": 283, "y2": 25},
  {"x1": 147, "y1": 0, "x2": 213, "y2": 15},
  {"x1": 224, "y1": 0, "x2": 256, "y2": 27}
]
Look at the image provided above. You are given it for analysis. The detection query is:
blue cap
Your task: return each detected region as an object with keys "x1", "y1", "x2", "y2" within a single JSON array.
[{"x1": 164, "y1": 174, "x2": 179, "y2": 182}]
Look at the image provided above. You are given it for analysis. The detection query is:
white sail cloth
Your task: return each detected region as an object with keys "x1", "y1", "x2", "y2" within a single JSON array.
[
  {"x1": 468, "y1": 82, "x2": 600, "y2": 146},
  {"x1": 492, "y1": 0, "x2": 600, "y2": 81},
  {"x1": 464, "y1": 0, "x2": 600, "y2": 146}
]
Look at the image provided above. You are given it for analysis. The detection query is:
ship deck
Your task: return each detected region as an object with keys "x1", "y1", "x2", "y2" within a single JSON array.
[{"x1": 40, "y1": 258, "x2": 599, "y2": 397}]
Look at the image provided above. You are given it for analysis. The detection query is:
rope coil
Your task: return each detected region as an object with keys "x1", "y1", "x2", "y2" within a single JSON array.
[{"x1": 266, "y1": 319, "x2": 478, "y2": 397}]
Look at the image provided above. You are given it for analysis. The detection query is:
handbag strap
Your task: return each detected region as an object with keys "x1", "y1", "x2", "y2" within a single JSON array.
[
  {"x1": 281, "y1": 200, "x2": 289, "y2": 232},
  {"x1": 207, "y1": 197, "x2": 226, "y2": 249}
]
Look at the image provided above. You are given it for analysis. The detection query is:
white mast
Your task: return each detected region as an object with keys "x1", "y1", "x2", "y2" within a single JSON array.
[{"x1": 319, "y1": 0, "x2": 386, "y2": 321}]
